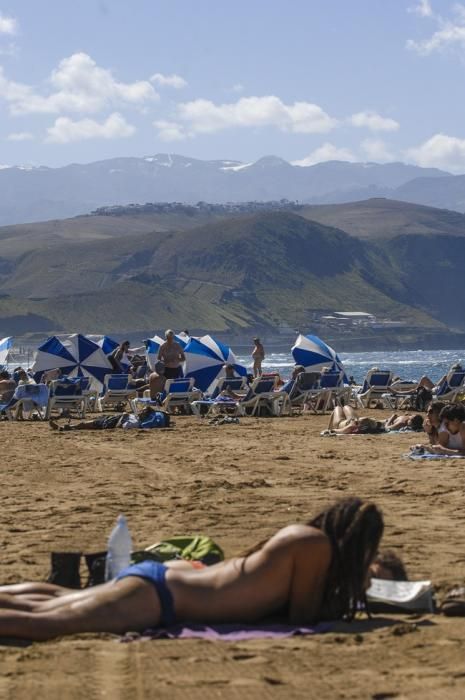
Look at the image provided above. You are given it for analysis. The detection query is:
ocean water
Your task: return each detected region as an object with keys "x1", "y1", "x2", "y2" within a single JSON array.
[
  {"x1": 5, "y1": 346, "x2": 464, "y2": 385},
  {"x1": 235, "y1": 348, "x2": 465, "y2": 384}
]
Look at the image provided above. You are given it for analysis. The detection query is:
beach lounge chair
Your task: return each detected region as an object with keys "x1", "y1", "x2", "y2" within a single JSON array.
[
  {"x1": 287, "y1": 372, "x2": 321, "y2": 412},
  {"x1": 190, "y1": 377, "x2": 248, "y2": 417},
  {"x1": 434, "y1": 369, "x2": 465, "y2": 402},
  {"x1": 162, "y1": 377, "x2": 201, "y2": 414},
  {"x1": 97, "y1": 374, "x2": 136, "y2": 412},
  {"x1": 353, "y1": 369, "x2": 393, "y2": 408},
  {"x1": 0, "y1": 383, "x2": 49, "y2": 420},
  {"x1": 46, "y1": 379, "x2": 86, "y2": 419},
  {"x1": 226, "y1": 377, "x2": 286, "y2": 417}
]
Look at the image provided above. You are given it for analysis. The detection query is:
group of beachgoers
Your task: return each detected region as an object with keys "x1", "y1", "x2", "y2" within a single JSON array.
[
  {"x1": 2, "y1": 351, "x2": 465, "y2": 641},
  {"x1": 325, "y1": 397, "x2": 465, "y2": 457}
]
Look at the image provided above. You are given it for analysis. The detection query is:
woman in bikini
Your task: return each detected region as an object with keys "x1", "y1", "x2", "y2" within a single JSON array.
[
  {"x1": 0, "y1": 497, "x2": 383, "y2": 640},
  {"x1": 326, "y1": 405, "x2": 384, "y2": 434}
]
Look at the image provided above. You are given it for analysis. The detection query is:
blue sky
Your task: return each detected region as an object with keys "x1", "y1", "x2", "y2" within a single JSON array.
[{"x1": 1, "y1": 0, "x2": 465, "y2": 170}]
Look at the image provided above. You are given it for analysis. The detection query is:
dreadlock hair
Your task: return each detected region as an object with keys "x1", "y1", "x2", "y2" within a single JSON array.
[
  {"x1": 372, "y1": 550, "x2": 408, "y2": 581},
  {"x1": 242, "y1": 497, "x2": 384, "y2": 622},
  {"x1": 308, "y1": 497, "x2": 384, "y2": 621}
]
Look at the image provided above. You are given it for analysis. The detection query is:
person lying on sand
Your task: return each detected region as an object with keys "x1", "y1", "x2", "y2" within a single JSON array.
[
  {"x1": 412, "y1": 403, "x2": 465, "y2": 456},
  {"x1": 325, "y1": 407, "x2": 423, "y2": 436},
  {"x1": 0, "y1": 497, "x2": 383, "y2": 640},
  {"x1": 383, "y1": 412, "x2": 423, "y2": 432},
  {"x1": 326, "y1": 406, "x2": 385, "y2": 434},
  {"x1": 49, "y1": 406, "x2": 166, "y2": 431}
]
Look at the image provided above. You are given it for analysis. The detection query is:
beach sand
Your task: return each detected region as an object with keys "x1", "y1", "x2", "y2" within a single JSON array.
[{"x1": 1, "y1": 411, "x2": 465, "y2": 699}]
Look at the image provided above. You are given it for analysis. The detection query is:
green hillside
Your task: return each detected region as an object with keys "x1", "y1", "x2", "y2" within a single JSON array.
[
  {"x1": 301, "y1": 198, "x2": 465, "y2": 240},
  {"x1": 0, "y1": 208, "x2": 458, "y2": 335}
]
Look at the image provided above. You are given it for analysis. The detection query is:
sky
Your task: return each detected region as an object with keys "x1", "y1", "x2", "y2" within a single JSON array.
[{"x1": 1, "y1": 0, "x2": 465, "y2": 171}]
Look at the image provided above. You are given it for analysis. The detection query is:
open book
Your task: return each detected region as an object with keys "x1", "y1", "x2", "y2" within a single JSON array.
[{"x1": 366, "y1": 578, "x2": 435, "y2": 613}]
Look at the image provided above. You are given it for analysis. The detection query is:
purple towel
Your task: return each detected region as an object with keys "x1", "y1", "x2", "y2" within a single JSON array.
[{"x1": 121, "y1": 622, "x2": 330, "y2": 642}]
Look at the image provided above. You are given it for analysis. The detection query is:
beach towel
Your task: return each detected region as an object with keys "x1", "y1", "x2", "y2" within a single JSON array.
[
  {"x1": 120, "y1": 621, "x2": 330, "y2": 642},
  {"x1": 404, "y1": 452, "x2": 465, "y2": 460}
]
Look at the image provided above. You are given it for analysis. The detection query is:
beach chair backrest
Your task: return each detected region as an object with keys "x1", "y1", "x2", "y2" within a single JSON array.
[
  {"x1": 105, "y1": 374, "x2": 129, "y2": 391},
  {"x1": 365, "y1": 370, "x2": 392, "y2": 388},
  {"x1": 50, "y1": 379, "x2": 82, "y2": 397},
  {"x1": 296, "y1": 372, "x2": 320, "y2": 391},
  {"x1": 447, "y1": 370, "x2": 465, "y2": 389},
  {"x1": 251, "y1": 378, "x2": 276, "y2": 395},
  {"x1": 165, "y1": 378, "x2": 194, "y2": 394},
  {"x1": 319, "y1": 371, "x2": 341, "y2": 389}
]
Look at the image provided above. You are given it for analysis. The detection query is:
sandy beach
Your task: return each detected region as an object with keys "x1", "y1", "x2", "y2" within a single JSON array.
[{"x1": 2, "y1": 410, "x2": 465, "y2": 699}]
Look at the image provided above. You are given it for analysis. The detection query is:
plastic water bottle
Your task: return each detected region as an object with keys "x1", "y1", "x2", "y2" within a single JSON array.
[{"x1": 105, "y1": 514, "x2": 132, "y2": 581}]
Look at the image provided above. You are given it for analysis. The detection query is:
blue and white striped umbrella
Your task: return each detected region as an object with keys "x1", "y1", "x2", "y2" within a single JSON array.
[
  {"x1": 145, "y1": 332, "x2": 189, "y2": 370},
  {"x1": 0, "y1": 336, "x2": 13, "y2": 367},
  {"x1": 87, "y1": 334, "x2": 131, "y2": 370},
  {"x1": 32, "y1": 334, "x2": 112, "y2": 389},
  {"x1": 292, "y1": 334, "x2": 346, "y2": 377},
  {"x1": 184, "y1": 335, "x2": 247, "y2": 393}
]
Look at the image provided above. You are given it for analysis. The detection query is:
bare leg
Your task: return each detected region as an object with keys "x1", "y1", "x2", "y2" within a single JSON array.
[
  {"x1": 343, "y1": 406, "x2": 358, "y2": 421},
  {"x1": 0, "y1": 578, "x2": 161, "y2": 641},
  {"x1": 329, "y1": 406, "x2": 344, "y2": 429}
]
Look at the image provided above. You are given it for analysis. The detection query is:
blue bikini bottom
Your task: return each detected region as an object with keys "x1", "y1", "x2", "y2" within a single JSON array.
[{"x1": 116, "y1": 560, "x2": 176, "y2": 627}]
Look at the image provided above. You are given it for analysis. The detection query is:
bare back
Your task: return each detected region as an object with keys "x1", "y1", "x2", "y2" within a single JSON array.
[{"x1": 166, "y1": 524, "x2": 331, "y2": 624}]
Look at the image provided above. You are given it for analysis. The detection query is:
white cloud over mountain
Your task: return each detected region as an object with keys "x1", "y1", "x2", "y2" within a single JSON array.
[
  {"x1": 154, "y1": 95, "x2": 338, "y2": 140},
  {"x1": 349, "y1": 111, "x2": 400, "y2": 132},
  {"x1": 0, "y1": 53, "x2": 157, "y2": 115},
  {"x1": 292, "y1": 142, "x2": 355, "y2": 166},
  {"x1": 360, "y1": 138, "x2": 394, "y2": 161},
  {"x1": 150, "y1": 73, "x2": 187, "y2": 88},
  {"x1": 406, "y1": 132, "x2": 465, "y2": 171},
  {"x1": 45, "y1": 112, "x2": 135, "y2": 143}
]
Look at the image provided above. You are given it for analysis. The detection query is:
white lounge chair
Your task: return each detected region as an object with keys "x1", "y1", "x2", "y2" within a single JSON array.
[
  {"x1": 97, "y1": 374, "x2": 137, "y2": 412},
  {"x1": 353, "y1": 370, "x2": 393, "y2": 408},
  {"x1": 46, "y1": 379, "x2": 86, "y2": 419},
  {"x1": 162, "y1": 377, "x2": 201, "y2": 414}
]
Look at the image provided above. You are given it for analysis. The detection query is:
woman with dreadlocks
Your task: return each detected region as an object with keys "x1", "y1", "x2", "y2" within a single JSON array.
[{"x1": 0, "y1": 497, "x2": 383, "y2": 640}]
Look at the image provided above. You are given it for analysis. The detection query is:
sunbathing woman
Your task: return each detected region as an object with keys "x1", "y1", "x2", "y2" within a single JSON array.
[
  {"x1": 326, "y1": 406, "x2": 422, "y2": 435},
  {"x1": 0, "y1": 497, "x2": 383, "y2": 640},
  {"x1": 326, "y1": 406, "x2": 384, "y2": 434}
]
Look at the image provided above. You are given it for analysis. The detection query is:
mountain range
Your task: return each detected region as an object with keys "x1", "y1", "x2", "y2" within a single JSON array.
[
  {"x1": 0, "y1": 154, "x2": 456, "y2": 226},
  {"x1": 1, "y1": 198, "x2": 465, "y2": 337}
]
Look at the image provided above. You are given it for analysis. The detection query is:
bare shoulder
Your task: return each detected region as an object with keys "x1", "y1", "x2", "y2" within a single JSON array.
[{"x1": 264, "y1": 524, "x2": 330, "y2": 554}]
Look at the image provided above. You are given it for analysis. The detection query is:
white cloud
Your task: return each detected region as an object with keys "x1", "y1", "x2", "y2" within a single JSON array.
[
  {"x1": 405, "y1": 132, "x2": 465, "y2": 171},
  {"x1": 231, "y1": 83, "x2": 244, "y2": 93},
  {"x1": 150, "y1": 72, "x2": 187, "y2": 89},
  {"x1": 0, "y1": 53, "x2": 158, "y2": 115},
  {"x1": 153, "y1": 119, "x2": 187, "y2": 141},
  {"x1": 45, "y1": 112, "x2": 135, "y2": 143},
  {"x1": 408, "y1": 0, "x2": 433, "y2": 18},
  {"x1": 407, "y1": 3, "x2": 465, "y2": 54},
  {"x1": 7, "y1": 131, "x2": 34, "y2": 141},
  {"x1": 170, "y1": 95, "x2": 338, "y2": 136},
  {"x1": 0, "y1": 12, "x2": 17, "y2": 34},
  {"x1": 0, "y1": 163, "x2": 10, "y2": 169},
  {"x1": 360, "y1": 138, "x2": 394, "y2": 162},
  {"x1": 349, "y1": 111, "x2": 399, "y2": 132},
  {"x1": 292, "y1": 142, "x2": 355, "y2": 166}
]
